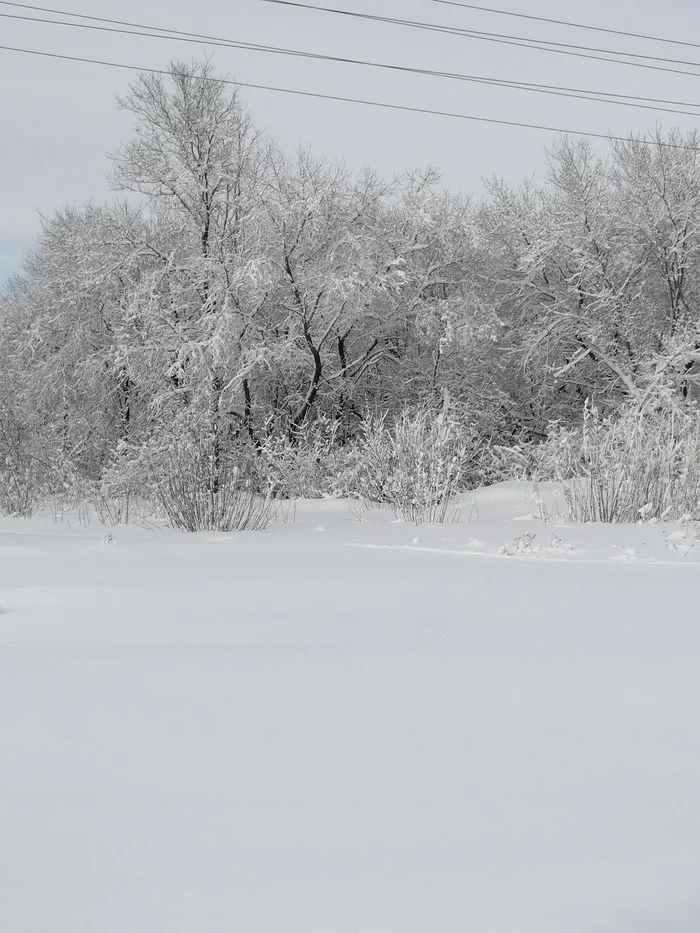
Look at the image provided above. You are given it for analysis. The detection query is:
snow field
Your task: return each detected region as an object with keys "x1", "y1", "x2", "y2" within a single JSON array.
[{"x1": 1, "y1": 483, "x2": 700, "y2": 932}]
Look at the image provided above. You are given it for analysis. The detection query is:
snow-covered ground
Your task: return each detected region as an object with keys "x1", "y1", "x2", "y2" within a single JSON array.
[{"x1": 2, "y1": 482, "x2": 700, "y2": 933}]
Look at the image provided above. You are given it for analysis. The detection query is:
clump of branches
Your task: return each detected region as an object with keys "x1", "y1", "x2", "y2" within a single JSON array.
[
  {"x1": 544, "y1": 400, "x2": 700, "y2": 523},
  {"x1": 340, "y1": 408, "x2": 475, "y2": 523},
  {"x1": 0, "y1": 403, "x2": 64, "y2": 517},
  {"x1": 0, "y1": 416, "x2": 36, "y2": 516},
  {"x1": 256, "y1": 416, "x2": 344, "y2": 499},
  {"x1": 156, "y1": 448, "x2": 275, "y2": 532},
  {"x1": 103, "y1": 417, "x2": 276, "y2": 532}
]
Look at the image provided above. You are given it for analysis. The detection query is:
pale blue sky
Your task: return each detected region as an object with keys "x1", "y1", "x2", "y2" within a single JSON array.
[{"x1": 2, "y1": 0, "x2": 700, "y2": 282}]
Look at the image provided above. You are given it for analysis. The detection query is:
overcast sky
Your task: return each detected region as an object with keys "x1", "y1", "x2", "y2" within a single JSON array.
[{"x1": 2, "y1": 0, "x2": 700, "y2": 283}]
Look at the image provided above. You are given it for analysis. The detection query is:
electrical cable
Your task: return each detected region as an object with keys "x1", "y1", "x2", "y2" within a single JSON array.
[
  {"x1": 260, "y1": 0, "x2": 700, "y2": 80},
  {"x1": 426, "y1": 0, "x2": 700, "y2": 53},
  {"x1": 1, "y1": 4, "x2": 700, "y2": 120},
  {"x1": 2, "y1": 43, "x2": 699, "y2": 150}
]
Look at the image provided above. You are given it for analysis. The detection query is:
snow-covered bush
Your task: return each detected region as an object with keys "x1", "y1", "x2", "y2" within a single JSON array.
[
  {"x1": 0, "y1": 407, "x2": 57, "y2": 517},
  {"x1": 257, "y1": 417, "x2": 344, "y2": 499},
  {"x1": 543, "y1": 401, "x2": 700, "y2": 523},
  {"x1": 88, "y1": 490, "x2": 154, "y2": 527},
  {"x1": 484, "y1": 442, "x2": 540, "y2": 483},
  {"x1": 0, "y1": 459, "x2": 35, "y2": 516},
  {"x1": 156, "y1": 446, "x2": 274, "y2": 533},
  {"x1": 102, "y1": 417, "x2": 274, "y2": 532},
  {"x1": 339, "y1": 409, "x2": 475, "y2": 523}
]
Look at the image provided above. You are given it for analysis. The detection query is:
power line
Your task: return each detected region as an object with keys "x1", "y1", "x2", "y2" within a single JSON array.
[
  {"x1": 3, "y1": 4, "x2": 700, "y2": 123},
  {"x1": 427, "y1": 0, "x2": 700, "y2": 53},
  {"x1": 5, "y1": 0, "x2": 700, "y2": 73},
  {"x1": 2, "y1": 6, "x2": 700, "y2": 120},
  {"x1": 1, "y1": 43, "x2": 699, "y2": 151},
  {"x1": 261, "y1": 0, "x2": 700, "y2": 80},
  {"x1": 2, "y1": 0, "x2": 698, "y2": 61},
  {"x1": 4, "y1": 1, "x2": 700, "y2": 83}
]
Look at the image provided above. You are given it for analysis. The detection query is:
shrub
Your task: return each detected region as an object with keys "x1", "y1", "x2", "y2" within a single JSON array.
[
  {"x1": 542, "y1": 401, "x2": 700, "y2": 523},
  {"x1": 0, "y1": 408, "x2": 55, "y2": 517},
  {"x1": 156, "y1": 446, "x2": 275, "y2": 532},
  {"x1": 102, "y1": 417, "x2": 276, "y2": 532},
  {"x1": 0, "y1": 423, "x2": 36, "y2": 516},
  {"x1": 257, "y1": 417, "x2": 343, "y2": 499},
  {"x1": 339, "y1": 408, "x2": 475, "y2": 523}
]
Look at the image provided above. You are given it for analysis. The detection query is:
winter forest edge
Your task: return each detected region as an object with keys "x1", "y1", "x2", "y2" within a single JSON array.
[{"x1": 3, "y1": 58, "x2": 700, "y2": 529}]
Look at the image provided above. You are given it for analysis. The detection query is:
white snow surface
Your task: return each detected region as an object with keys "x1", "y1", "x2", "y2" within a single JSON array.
[{"x1": 2, "y1": 481, "x2": 700, "y2": 933}]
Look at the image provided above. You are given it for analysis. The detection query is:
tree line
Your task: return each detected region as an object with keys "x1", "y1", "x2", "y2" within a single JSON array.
[{"x1": 2, "y1": 60, "x2": 700, "y2": 514}]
